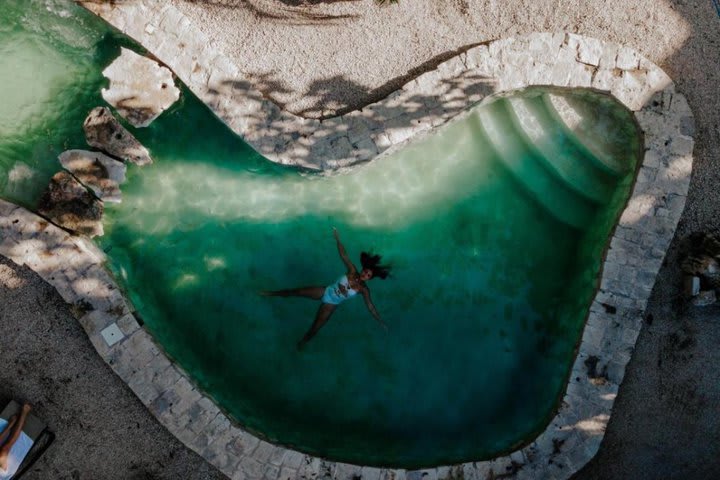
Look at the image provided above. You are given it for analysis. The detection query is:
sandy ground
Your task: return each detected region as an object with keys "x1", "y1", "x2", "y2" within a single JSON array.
[{"x1": 1, "y1": 0, "x2": 719, "y2": 478}]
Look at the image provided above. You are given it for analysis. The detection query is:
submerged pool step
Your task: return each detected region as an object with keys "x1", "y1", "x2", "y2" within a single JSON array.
[
  {"x1": 543, "y1": 93, "x2": 631, "y2": 176},
  {"x1": 472, "y1": 99, "x2": 596, "y2": 230},
  {"x1": 505, "y1": 95, "x2": 617, "y2": 205}
]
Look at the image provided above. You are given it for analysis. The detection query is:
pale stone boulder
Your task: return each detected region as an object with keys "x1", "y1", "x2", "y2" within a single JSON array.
[
  {"x1": 59, "y1": 150, "x2": 126, "y2": 203},
  {"x1": 38, "y1": 171, "x2": 104, "y2": 238},
  {"x1": 101, "y1": 47, "x2": 180, "y2": 127},
  {"x1": 83, "y1": 107, "x2": 153, "y2": 166}
]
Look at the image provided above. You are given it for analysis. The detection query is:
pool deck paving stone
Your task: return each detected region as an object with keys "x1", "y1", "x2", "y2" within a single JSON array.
[{"x1": 1, "y1": 2, "x2": 696, "y2": 479}]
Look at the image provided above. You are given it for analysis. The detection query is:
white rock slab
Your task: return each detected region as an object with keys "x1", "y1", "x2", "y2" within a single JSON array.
[
  {"x1": 59, "y1": 149, "x2": 126, "y2": 203},
  {"x1": 101, "y1": 47, "x2": 180, "y2": 127}
]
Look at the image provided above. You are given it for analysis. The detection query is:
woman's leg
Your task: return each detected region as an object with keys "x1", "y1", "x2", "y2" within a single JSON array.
[
  {"x1": 0, "y1": 403, "x2": 31, "y2": 471},
  {"x1": 297, "y1": 303, "x2": 337, "y2": 350},
  {"x1": 262, "y1": 286, "x2": 325, "y2": 300},
  {"x1": 0, "y1": 416, "x2": 17, "y2": 447}
]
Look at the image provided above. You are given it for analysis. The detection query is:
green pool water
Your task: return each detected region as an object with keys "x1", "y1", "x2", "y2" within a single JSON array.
[{"x1": 0, "y1": 0, "x2": 642, "y2": 468}]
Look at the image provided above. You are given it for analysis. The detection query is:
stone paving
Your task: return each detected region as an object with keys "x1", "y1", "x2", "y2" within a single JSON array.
[{"x1": 0, "y1": 2, "x2": 696, "y2": 479}]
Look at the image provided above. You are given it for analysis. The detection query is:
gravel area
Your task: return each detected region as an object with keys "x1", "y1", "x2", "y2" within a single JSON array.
[{"x1": 1, "y1": 0, "x2": 719, "y2": 478}]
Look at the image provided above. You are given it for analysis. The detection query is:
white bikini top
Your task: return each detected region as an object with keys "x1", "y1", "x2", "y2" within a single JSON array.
[{"x1": 333, "y1": 275, "x2": 359, "y2": 299}]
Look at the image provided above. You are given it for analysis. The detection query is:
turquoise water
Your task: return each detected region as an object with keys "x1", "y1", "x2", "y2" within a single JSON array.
[{"x1": 0, "y1": 1, "x2": 641, "y2": 468}]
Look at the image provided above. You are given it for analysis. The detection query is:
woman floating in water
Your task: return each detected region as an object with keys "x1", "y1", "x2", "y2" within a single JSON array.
[{"x1": 264, "y1": 228, "x2": 390, "y2": 349}]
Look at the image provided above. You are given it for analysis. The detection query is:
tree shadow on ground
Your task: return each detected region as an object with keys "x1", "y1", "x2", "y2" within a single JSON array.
[
  {"x1": 293, "y1": 44, "x2": 486, "y2": 118},
  {"x1": 215, "y1": 67, "x2": 495, "y2": 168},
  {"x1": 182, "y1": 0, "x2": 361, "y2": 25}
]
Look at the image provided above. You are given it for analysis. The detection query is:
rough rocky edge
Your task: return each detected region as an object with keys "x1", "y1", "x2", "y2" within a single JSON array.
[
  {"x1": 36, "y1": 107, "x2": 154, "y2": 240},
  {"x1": 37, "y1": 171, "x2": 104, "y2": 238},
  {"x1": 58, "y1": 150, "x2": 126, "y2": 203},
  {"x1": 101, "y1": 47, "x2": 180, "y2": 128},
  {"x1": 83, "y1": 107, "x2": 153, "y2": 166}
]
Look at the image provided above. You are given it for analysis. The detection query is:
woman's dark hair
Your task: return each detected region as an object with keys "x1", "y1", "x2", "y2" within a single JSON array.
[{"x1": 360, "y1": 252, "x2": 391, "y2": 280}]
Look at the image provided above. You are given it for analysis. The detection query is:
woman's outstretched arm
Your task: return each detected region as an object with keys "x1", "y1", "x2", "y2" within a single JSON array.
[
  {"x1": 362, "y1": 288, "x2": 387, "y2": 331},
  {"x1": 333, "y1": 228, "x2": 357, "y2": 273}
]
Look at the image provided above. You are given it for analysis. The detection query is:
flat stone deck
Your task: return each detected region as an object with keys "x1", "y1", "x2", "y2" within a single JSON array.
[{"x1": 1, "y1": 2, "x2": 697, "y2": 479}]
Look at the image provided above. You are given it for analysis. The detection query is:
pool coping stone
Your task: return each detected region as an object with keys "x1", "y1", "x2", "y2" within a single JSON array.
[{"x1": 3, "y1": 3, "x2": 695, "y2": 479}]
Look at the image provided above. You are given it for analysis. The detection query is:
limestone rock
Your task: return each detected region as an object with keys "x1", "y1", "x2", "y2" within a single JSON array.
[
  {"x1": 84, "y1": 107, "x2": 153, "y2": 166},
  {"x1": 38, "y1": 171, "x2": 104, "y2": 237},
  {"x1": 59, "y1": 150, "x2": 126, "y2": 203},
  {"x1": 101, "y1": 47, "x2": 180, "y2": 127}
]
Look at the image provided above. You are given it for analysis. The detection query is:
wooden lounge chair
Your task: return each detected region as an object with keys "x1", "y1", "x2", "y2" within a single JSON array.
[{"x1": 0, "y1": 401, "x2": 54, "y2": 480}]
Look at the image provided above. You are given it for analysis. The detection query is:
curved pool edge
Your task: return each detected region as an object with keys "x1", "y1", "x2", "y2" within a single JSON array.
[{"x1": 2, "y1": 18, "x2": 694, "y2": 480}]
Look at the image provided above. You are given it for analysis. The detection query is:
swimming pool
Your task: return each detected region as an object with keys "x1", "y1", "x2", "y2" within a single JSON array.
[{"x1": 0, "y1": 0, "x2": 643, "y2": 468}]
